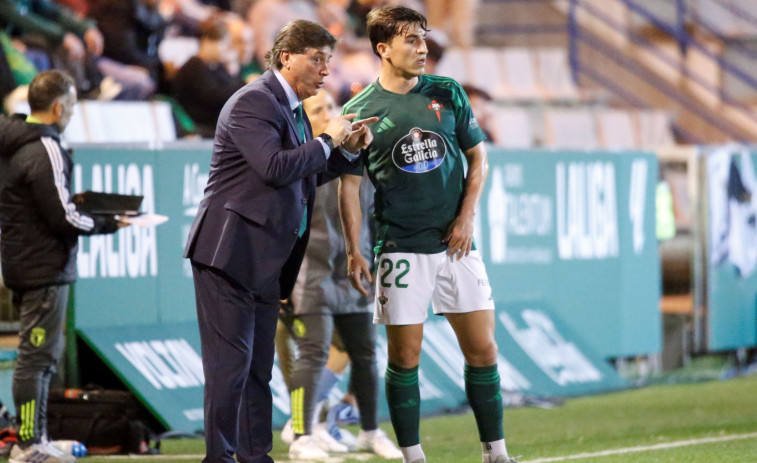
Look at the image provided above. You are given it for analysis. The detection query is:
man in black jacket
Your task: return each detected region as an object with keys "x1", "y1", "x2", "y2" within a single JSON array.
[{"x1": 0, "y1": 70, "x2": 122, "y2": 463}]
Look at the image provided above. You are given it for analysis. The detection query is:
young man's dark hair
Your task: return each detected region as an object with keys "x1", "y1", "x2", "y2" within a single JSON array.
[
  {"x1": 28, "y1": 71, "x2": 75, "y2": 112},
  {"x1": 366, "y1": 6, "x2": 428, "y2": 57},
  {"x1": 265, "y1": 19, "x2": 337, "y2": 70}
]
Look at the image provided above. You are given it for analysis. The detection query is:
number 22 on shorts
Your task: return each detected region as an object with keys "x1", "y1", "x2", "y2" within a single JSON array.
[{"x1": 379, "y1": 257, "x2": 410, "y2": 288}]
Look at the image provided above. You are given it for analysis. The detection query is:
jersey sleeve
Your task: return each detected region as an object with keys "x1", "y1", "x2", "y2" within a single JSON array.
[{"x1": 451, "y1": 81, "x2": 487, "y2": 151}]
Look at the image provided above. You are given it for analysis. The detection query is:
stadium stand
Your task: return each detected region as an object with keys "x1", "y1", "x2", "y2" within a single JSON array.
[
  {"x1": 500, "y1": 47, "x2": 544, "y2": 101},
  {"x1": 12, "y1": 100, "x2": 176, "y2": 144},
  {"x1": 489, "y1": 106, "x2": 535, "y2": 149},
  {"x1": 543, "y1": 107, "x2": 599, "y2": 149}
]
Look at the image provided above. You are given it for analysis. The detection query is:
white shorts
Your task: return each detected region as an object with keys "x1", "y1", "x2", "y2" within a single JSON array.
[{"x1": 373, "y1": 250, "x2": 495, "y2": 325}]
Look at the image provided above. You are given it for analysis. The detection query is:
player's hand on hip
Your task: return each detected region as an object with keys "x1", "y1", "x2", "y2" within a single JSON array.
[
  {"x1": 443, "y1": 214, "x2": 474, "y2": 260},
  {"x1": 347, "y1": 252, "x2": 372, "y2": 295}
]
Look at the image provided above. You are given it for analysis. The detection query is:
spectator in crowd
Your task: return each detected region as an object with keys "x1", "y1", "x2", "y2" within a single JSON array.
[
  {"x1": 423, "y1": 29, "x2": 446, "y2": 74},
  {"x1": 89, "y1": 0, "x2": 166, "y2": 98},
  {"x1": 426, "y1": 0, "x2": 478, "y2": 48},
  {"x1": 161, "y1": 0, "x2": 244, "y2": 32},
  {"x1": 0, "y1": 70, "x2": 123, "y2": 463},
  {"x1": 340, "y1": 7, "x2": 514, "y2": 463},
  {"x1": 247, "y1": 0, "x2": 318, "y2": 67},
  {"x1": 170, "y1": 14, "x2": 244, "y2": 137},
  {"x1": 227, "y1": 17, "x2": 260, "y2": 80},
  {"x1": 462, "y1": 84, "x2": 499, "y2": 145},
  {"x1": 0, "y1": 37, "x2": 18, "y2": 102},
  {"x1": 0, "y1": 32, "x2": 38, "y2": 112},
  {"x1": 284, "y1": 88, "x2": 402, "y2": 460},
  {"x1": 0, "y1": 0, "x2": 104, "y2": 96},
  {"x1": 183, "y1": 19, "x2": 375, "y2": 463}
]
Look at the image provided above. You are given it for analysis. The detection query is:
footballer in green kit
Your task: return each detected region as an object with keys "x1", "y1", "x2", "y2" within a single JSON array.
[
  {"x1": 344, "y1": 74, "x2": 483, "y2": 254},
  {"x1": 338, "y1": 6, "x2": 517, "y2": 463}
]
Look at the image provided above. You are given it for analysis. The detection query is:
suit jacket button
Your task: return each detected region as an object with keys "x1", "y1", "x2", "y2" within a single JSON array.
[
  {"x1": 301, "y1": 198, "x2": 307, "y2": 204},
  {"x1": 292, "y1": 228, "x2": 299, "y2": 235}
]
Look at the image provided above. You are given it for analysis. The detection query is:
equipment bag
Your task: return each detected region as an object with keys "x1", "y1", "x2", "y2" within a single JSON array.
[{"x1": 47, "y1": 387, "x2": 160, "y2": 455}]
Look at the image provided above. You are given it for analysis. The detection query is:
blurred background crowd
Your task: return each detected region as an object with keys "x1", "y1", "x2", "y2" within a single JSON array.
[{"x1": 0, "y1": 0, "x2": 472, "y2": 138}]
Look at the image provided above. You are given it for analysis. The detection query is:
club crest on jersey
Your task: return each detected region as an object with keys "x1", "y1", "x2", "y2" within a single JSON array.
[
  {"x1": 428, "y1": 99, "x2": 444, "y2": 121},
  {"x1": 391, "y1": 127, "x2": 447, "y2": 173}
]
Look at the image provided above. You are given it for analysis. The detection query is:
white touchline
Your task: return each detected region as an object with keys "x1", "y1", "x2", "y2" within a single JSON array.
[
  {"x1": 523, "y1": 432, "x2": 757, "y2": 463},
  {"x1": 96, "y1": 434, "x2": 757, "y2": 462}
]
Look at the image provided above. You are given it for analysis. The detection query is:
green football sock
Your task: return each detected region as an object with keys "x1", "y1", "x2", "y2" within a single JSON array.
[
  {"x1": 465, "y1": 363, "x2": 504, "y2": 442},
  {"x1": 385, "y1": 362, "x2": 421, "y2": 447}
]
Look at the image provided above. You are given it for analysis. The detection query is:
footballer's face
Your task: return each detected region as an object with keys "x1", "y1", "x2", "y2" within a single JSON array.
[{"x1": 381, "y1": 25, "x2": 428, "y2": 78}]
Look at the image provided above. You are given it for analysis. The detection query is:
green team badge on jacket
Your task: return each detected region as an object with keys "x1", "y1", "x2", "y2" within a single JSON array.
[{"x1": 30, "y1": 327, "x2": 46, "y2": 347}]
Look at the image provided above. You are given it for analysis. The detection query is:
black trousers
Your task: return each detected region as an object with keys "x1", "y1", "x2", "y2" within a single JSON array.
[
  {"x1": 13, "y1": 284, "x2": 68, "y2": 445},
  {"x1": 192, "y1": 262, "x2": 279, "y2": 463}
]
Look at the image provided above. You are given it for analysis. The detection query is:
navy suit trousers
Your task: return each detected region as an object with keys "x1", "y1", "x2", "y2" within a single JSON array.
[{"x1": 192, "y1": 262, "x2": 279, "y2": 463}]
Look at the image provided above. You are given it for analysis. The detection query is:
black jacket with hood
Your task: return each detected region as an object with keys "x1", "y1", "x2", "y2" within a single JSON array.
[{"x1": 0, "y1": 114, "x2": 118, "y2": 292}]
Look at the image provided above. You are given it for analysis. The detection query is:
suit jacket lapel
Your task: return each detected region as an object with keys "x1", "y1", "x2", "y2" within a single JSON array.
[{"x1": 265, "y1": 71, "x2": 305, "y2": 146}]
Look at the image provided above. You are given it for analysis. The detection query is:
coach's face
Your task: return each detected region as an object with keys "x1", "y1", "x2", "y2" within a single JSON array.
[
  {"x1": 280, "y1": 46, "x2": 333, "y2": 100},
  {"x1": 380, "y1": 24, "x2": 427, "y2": 78}
]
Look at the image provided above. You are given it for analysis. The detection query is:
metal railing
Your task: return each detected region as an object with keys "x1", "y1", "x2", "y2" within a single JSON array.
[
  {"x1": 478, "y1": 0, "x2": 757, "y2": 142},
  {"x1": 568, "y1": 0, "x2": 757, "y2": 141}
]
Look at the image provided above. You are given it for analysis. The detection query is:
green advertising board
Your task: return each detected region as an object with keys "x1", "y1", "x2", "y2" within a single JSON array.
[
  {"x1": 704, "y1": 146, "x2": 757, "y2": 351},
  {"x1": 70, "y1": 145, "x2": 658, "y2": 431},
  {"x1": 77, "y1": 301, "x2": 625, "y2": 432},
  {"x1": 476, "y1": 150, "x2": 661, "y2": 358}
]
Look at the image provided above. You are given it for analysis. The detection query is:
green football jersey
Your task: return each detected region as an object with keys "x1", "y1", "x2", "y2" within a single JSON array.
[{"x1": 343, "y1": 74, "x2": 486, "y2": 254}]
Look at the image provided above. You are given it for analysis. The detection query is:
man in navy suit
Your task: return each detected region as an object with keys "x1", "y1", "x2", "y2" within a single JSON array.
[{"x1": 184, "y1": 19, "x2": 377, "y2": 463}]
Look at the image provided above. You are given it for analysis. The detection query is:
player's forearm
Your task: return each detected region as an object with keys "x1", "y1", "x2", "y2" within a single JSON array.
[
  {"x1": 460, "y1": 143, "x2": 489, "y2": 218},
  {"x1": 338, "y1": 175, "x2": 364, "y2": 255}
]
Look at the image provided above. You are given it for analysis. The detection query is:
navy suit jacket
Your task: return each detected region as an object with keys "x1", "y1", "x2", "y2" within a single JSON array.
[{"x1": 184, "y1": 70, "x2": 356, "y2": 301}]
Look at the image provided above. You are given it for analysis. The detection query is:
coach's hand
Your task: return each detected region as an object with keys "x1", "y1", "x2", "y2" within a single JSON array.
[
  {"x1": 347, "y1": 251, "x2": 372, "y2": 295},
  {"x1": 443, "y1": 210, "x2": 474, "y2": 260},
  {"x1": 341, "y1": 116, "x2": 379, "y2": 152},
  {"x1": 325, "y1": 113, "x2": 358, "y2": 146}
]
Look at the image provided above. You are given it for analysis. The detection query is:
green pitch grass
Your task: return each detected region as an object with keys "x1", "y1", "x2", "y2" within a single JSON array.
[{"x1": 91, "y1": 374, "x2": 757, "y2": 462}]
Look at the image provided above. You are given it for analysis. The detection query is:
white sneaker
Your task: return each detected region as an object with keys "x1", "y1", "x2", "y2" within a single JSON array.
[
  {"x1": 313, "y1": 422, "x2": 349, "y2": 453},
  {"x1": 288, "y1": 435, "x2": 330, "y2": 460},
  {"x1": 357, "y1": 428, "x2": 403, "y2": 459},
  {"x1": 10, "y1": 442, "x2": 76, "y2": 463},
  {"x1": 281, "y1": 418, "x2": 294, "y2": 445},
  {"x1": 334, "y1": 426, "x2": 357, "y2": 451}
]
